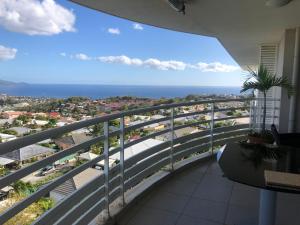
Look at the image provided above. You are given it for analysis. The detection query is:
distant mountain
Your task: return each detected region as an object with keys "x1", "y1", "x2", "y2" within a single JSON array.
[{"x1": 0, "y1": 79, "x2": 27, "y2": 86}]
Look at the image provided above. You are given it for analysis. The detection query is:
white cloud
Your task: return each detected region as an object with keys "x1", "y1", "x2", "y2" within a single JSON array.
[
  {"x1": 0, "y1": 45, "x2": 17, "y2": 60},
  {"x1": 73, "y1": 53, "x2": 240, "y2": 72},
  {"x1": 107, "y1": 28, "x2": 120, "y2": 35},
  {"x1": 98, "y1": 55, "x2": 142, "y2": 66},
  {"x1": 60, "y1": 52, "x2": 66, "y2": 57},
  {"x1": 144, "y1": 58, "x2": 186, "y2": 70},
  {"x1": 190, "y1": 62, "x2": 240, "y2": 72},
  {"x1": 0, "y1": 0, "x2": 76, "y2": 36},
  {"x1": 74, "y1": 53, "x2": 91, "y2": 61},
  {"x1": 97, "y1": 55, "x2": 239, "y2": 72},
  {"x1": 133, "y1": 23, "x2": 143, "y2": 30}
]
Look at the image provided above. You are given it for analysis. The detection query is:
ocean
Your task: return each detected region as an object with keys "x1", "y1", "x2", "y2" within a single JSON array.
[{"x1": 0, "y1": 84, "x2": 241, "y2": 99}]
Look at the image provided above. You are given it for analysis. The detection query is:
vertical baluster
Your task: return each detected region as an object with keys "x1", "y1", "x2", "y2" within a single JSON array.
[
  {"x1": 104, "y1": 121, "x2": 110, "y2": 216},
  {"x1": 277, "y1": 99, "x2": 281, "y2": 127},
  {"x1": 272, "y1": 99, "x2": 276, "y2": 125},
  {"x1": 253, "y1": 99, "x2": 257, "y2": 131},
  {"x1": 120, "y1": 117, "x2": 125, "y2": 206},
  {"x1": 210, "y1": 102, "x2": 215, "y2": 154},
  {"x1": 170, "y1": 108, "x2": 175, "y2": 171},
  {"x1": 249, "y1": 100, "x2": 253, "y2": 130}
]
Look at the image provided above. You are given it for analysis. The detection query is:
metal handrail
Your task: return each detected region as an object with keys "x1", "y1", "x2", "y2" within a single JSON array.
[
  {"x1": 0, "y1": 98, "x2": 280, "y2": 224},
  {"x1": 0, "y1": 97, "x2": 252, "y2": 154}
]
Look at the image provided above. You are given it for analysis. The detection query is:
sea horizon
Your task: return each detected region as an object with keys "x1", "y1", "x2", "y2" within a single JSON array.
[{"x1": 0, "y1": 83, "x2": 243, "y2": 99}]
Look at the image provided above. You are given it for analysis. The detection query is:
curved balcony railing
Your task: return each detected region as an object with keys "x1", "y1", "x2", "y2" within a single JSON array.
[{"x1": 0, "y1": 98, "x2": 280, "y2": 225}]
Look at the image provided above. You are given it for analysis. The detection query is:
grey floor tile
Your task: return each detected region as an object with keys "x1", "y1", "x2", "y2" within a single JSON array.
[
  {"x1": 183, "y1": 198, "x2": 228, "y2": 223},
  {"x1": 192, "y1": 173, "x2": 233, "y2": 203},
  {"x1": 127, "y1": 207, "x2": 179, "y2": 225},
  {"x1": 157, "y1": 178, "x2": 198, "y2": 196},
  {"x1": 143, "y1": 191, "x2": 189, "y2": 213},
  {"x1": 174, "y1": 165, "x2": 208, "y2": 184},
  {"x1": 229, "y1": 183, "x2": 259, "y2": 207},
  {"x1": 176, "y1": 215, "x2": 223, "y2": 225},
  {"x1": 276, "y1": 193, "x2": 300, "y2": 225},
  {"x1": 206, "y1": 161, "x2": 224, "y2": 176},
  {"x1": 116, "y1": 203, "x2": 144, "y2": 225},
  {"x1": 225, "y1": 204, "x2": 258, "y2": 225}
]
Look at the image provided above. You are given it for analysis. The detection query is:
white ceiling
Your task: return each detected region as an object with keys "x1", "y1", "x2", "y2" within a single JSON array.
[{"x1": 71, "y1": 0, "x2": 300, "y2": 67}]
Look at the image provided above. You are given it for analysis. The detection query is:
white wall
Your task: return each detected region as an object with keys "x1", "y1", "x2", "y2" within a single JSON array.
[{"x1": 272, "y1": 28, "x2": 300, "y2": 132}]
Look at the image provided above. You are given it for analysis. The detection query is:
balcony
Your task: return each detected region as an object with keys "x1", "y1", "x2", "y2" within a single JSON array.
[
  {"x1": 116, "y1": 159, "x2": 300, "y2": 225},
  {"x1": 0, "y1": 98, "x2": 282, "y2": 225}
]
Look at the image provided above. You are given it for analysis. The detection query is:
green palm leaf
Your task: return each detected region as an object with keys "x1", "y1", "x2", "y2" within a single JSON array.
[{"x1": 241, "y1": 65, "x2": 294, "y2": 131}]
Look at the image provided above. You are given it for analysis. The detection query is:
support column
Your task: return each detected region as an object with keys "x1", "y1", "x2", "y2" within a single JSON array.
[{"x1": 259, "y1": 189, "x2": 277, "y2": 225}]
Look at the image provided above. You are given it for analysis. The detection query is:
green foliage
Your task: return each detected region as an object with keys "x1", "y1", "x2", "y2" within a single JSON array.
[
  {"x1": 241, "y1": 65, "x2": 294, "y2": 131},
  {"x1": 109, "y1": 119, "x2": 120, "y2": 127},
  {"x1": 241, "y1": 65, "x2": 294, "y2": 96},
  {"x1": 35, "y1": 115, "x2": 48, "y2": 120},
  {"x1": 23, "y1": 157, "x2": 38, "y2": 164},
  {"x1": 90, "y1": 143, "x2": 103, "y2": 155},
  {"x1": 23, "y1": 130, "x2": 37, "y2": 136},
  {"x1": 174, "y1": 121, "x2": 184, "y2": 126},
  {"x1": 0, "y1": 129, "x2": 17, "y2": 135},
  {"x1": 12, "y1": 119, "x2": 22, "y2": 127},
  {"x1": 33, "y1": 171, "x2": 64, "y2": 188},
  {"x1": 75, "y1": 158, "x2": 87, "y2": 167},
  {"x1": 89, "y1": 123, "x2": 103, "y2": 136},
  {"x1": 12, "y1": 180, "x2": 36, "y2": 195},
  {"x1": 226, "y1": 111, "x2": 234, "y2": 116},
  {"x1": 226, "y1": 110, "x2": 242, "y2": 117},
  {"x1": 0, "y1": 195, "x2": 53, "y2": 225},
  {"x1": 17, "y1": 114, "x2": 31, "y2": 124},
  {"x1": 0, "y1": 166, "x2": 8, "y2": 177},
  {"x1": 66, "y1": 96, "x2": 89, "y2": 104},
  {"x1": 214, "y1": 120, "x2": 235, "y2": 128},
  {"x1": 37, "y1": 197, "x2": 54, "y2": 211}
]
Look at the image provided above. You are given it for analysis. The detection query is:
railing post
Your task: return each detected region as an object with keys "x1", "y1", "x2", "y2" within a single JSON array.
[
  {"x1": 272, "y1": 99, "x2": 276, "y2": 125},
  {"x1": 170, "y1": 108, "x2": 175, "y2": 171},
  {"x1": 120, "y1": 117, "x2": 125, "y2": 206},
  {"x1": 252, "y1": 99, "x2": 257, "y2": 131},
  {"x1": 103, "y1": 121, "x2": 110, "y2": 217},
  {"x1": 249, "y1": 100, "x2": 253, "y2": 130},
  {"x1": 210, "y1": 103, "x2": 215, "y2": 154}
]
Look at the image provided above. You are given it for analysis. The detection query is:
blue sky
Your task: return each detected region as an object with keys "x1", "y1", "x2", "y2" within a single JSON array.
[{"x1": 0, "y1": 0, "x2": 243, "y2": 86}]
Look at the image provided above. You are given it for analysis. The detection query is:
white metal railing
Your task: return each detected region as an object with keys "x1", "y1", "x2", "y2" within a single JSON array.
[{"x1": 0, "y1": 98, "x2": 280, "y2": 224}]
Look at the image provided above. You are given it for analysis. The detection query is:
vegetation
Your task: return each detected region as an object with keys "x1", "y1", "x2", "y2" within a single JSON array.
[
  {"x1": 0, "y1": 194, "x2": 54, "y2": 225},
  {"x1": 0, "y1": 166, "x2": 9, "y2": 177},
  {"x1": 241, "y1": 65, "x2": 294, "y2": 132},
  {"x1": 0, "y1": 128, "x2": 17, "y2": 135},
  {"x1": 11, "y1": 181, "x2": 36, "y2": 195},
  {"x1": 16, "y1": 114, "x2": 31, "y2": 124}
]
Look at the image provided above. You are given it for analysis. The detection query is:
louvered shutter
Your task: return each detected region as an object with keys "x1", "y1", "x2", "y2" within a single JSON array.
[{"x1": 253, "y1": 45, "x2": 279, "y2": 130}]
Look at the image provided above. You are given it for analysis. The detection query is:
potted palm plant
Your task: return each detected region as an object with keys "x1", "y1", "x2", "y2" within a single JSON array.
[{"x1": 241, "y1": 65, "x2": 294, "y2": 144}]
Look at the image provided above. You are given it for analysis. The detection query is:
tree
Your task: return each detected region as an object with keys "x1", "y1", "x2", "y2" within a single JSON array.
[
  {"x1": 17, "y1": 115, "x2": 30, "y2": 124},
  {"x1": 0, "y1": 166, "x2": 8, "y2": 177},
  {"x1": 241, "y1": 65, "x2": 294, "y2": 132},
  {"x1": 48, "y1": 118, "x2": 57, "y2": 127},
  {"x1": 11, "y1": 180, "x2": 36, "y2": 195}
]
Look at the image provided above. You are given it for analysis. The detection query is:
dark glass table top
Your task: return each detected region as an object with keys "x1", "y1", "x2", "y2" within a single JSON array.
[{"x1": 218, "y1": 142, "x2": 300, "y2": 194}]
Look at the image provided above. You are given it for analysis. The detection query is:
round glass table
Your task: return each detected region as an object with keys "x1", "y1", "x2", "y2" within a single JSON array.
[{"x1": 218, "y1": 142, "x2": 300, "y2": 225}]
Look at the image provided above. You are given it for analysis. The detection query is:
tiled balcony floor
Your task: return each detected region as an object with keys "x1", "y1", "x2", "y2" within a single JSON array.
[{"x1": 116, "y1": 159, "x2": 300, "y2": 225}]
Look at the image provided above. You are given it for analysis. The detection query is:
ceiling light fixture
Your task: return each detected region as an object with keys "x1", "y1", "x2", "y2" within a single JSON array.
[
  {"x1": 265, "y1": 0, "x2": 292, "y2": 7},
  {"x1": 167, "y1": 0, "x2": 186, "y2": 15}
]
